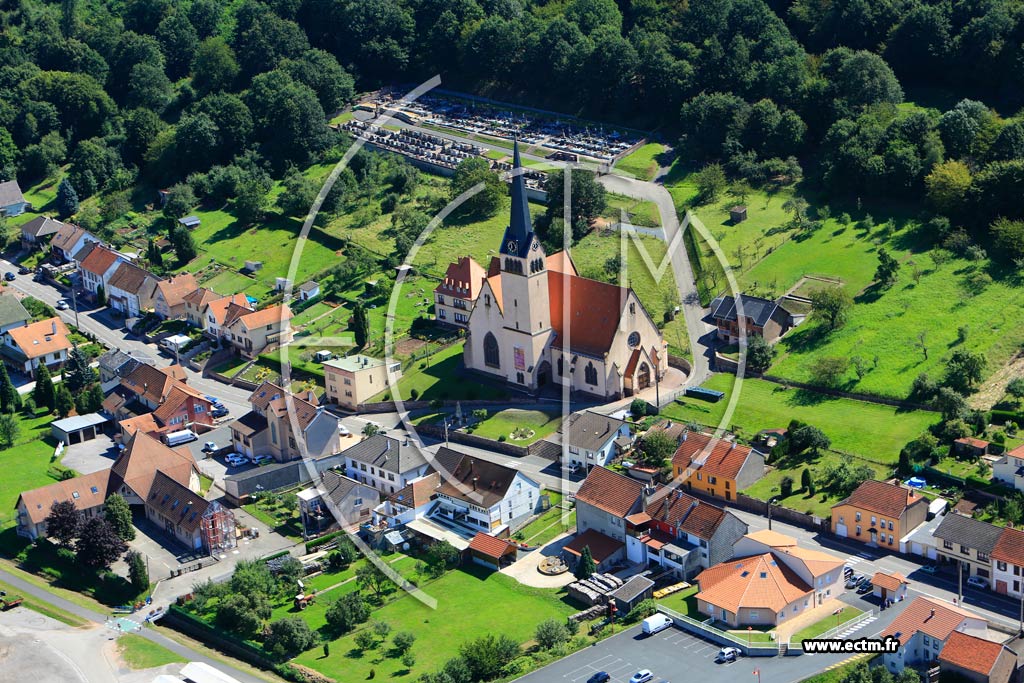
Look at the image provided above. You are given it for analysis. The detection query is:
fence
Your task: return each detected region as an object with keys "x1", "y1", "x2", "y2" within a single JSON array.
[
  {"x1": 416, "y1": 423, "x2": 531, "y2": 457},
  {"x1": 814, "y1": 609, "x2": 876, "y2": 641},
  {"x1": 657, "y1": 606, "x2": 779, "y2": 656},
  {"x1": 677, "y1": 486, "x2": 830, "y2": 535}
]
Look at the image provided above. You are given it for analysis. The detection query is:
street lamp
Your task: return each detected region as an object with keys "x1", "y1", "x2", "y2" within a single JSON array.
[{"x1": 768, "y1": 498, "x2": 779, "y2": 531}]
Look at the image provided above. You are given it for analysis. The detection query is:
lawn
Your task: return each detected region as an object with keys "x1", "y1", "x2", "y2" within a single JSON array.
[
  {"x1": 117, "y1": 634, "x2": 187, "y2": 669},
  {"x1": 603, "y1": 192, "x2": 661, "y2": 228},
  {"x1": 513, "y1": 492, "x2": 576, "y2": 546},
  {"x1": 790, "y1": 607, "x2": 865, "y2": 643},
  {"x1": 932, "y1": 457, "x2": 988, "y2": 481},
  {"x1": 290, "y1": 301, "x2": 336, "y2": 329},
  {"x1": 470, "y1": 408, "x2": 562, "y2": 445},
  {"x1": 613, "y1": 143, "x2": 667, "y2": 182},
  {"x1": 0, "y1": 577, "x2": 87, "y2": 627},
  {"x1": 243, "y1": 492, "x2": 304, "y2": 542},
  {"x1": 210, "y1": 356, "x2": 251, "y2": 378},
  {"x1": 370, "y1": 342, "x2": 508, "y2": 402},
  {"x1": 0, "y1": 409, "x2": 71, "y2": 533},
  {"x1": 292, "y1": 564, "x2": 576, "y2": 681},
  {"x1": 657, "y1": 584, "x2": 699, "y2": 616},
  {"x1": 661, "y1": 374, "x2": 938, "y2": 464}
]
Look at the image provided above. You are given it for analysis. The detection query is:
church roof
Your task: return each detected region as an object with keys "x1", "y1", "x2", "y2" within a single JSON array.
[
  {"x1": 548, "y1": 271, "x2": 631, "y2": 357},
  {"x1": 498, "y1": 140, "x2": 534, "y2": 259}
]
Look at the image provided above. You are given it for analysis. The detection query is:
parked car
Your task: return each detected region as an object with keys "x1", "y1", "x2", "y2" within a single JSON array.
[
  {"x1": 211, "y1": 405, "x2": 230, "y2": 418},
  {"x1": 921, "y1": 564, "x2": 939, "y2": 574},
  {"x1": 55, "y1": 300, "x2": 69, "y2": 310},
  {"x1": 17, "y1": 266, "x2": 30, "y2": 275},
  {"x1": 587, "y1": 674, "x2": 610, "y2": 683},
  {"x1": 253, "y1": 454, "x2": 274, "y2": 466},
  {"x1": 338, "y1": 423, "x2": 351, "y2": 436},
  {"x1": 845, "y1": 575, "x2": 864, "y2": 589},
  {"x1": 202, "y1": 441, "x2": 217, "y2": 452},
  {"x1": 844, "y1": 565, "x2": 855, "y2": 577},
  {"x1": 857, "y1": 582, "x2": 874, "y2": 594},
  {"x1": 967, "y1": 576, "x2": 989, "y2": 589},
  {"x1": 630, "y1": 671, "x2": 654, "y2": 683},
  {"x1": 716, "y1": 647, "x2": 741, "y2": 663},
  {"x1": 4, "y1": 272, "x2": 14, "y2": 281},
  {"x1": 225, "y1": 453, "x2": 247, "y2": 467}
]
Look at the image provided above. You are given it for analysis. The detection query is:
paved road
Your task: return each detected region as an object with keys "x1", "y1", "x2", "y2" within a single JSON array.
[
  {"x1": 597, "y1": 174, "x2": 714, "y2": 389},
  {"x1": 0, "y1": 566, "x2": 273, "y2": 683}
]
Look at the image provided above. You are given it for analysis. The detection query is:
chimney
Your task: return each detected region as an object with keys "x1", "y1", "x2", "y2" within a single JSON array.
[
  {"x1": 51, "y1": 321, "x2": 56, "y2": 335},
  {"x1": 472, "y1": 476, "x2": 479, "y2": 490},
  {"x1": 928, "y1": 609, "x2": 935, "y2": 620},
  {"x1": 682, "y1": 432, "x2": 688, "y2": 442},
  {"x1": 730, "y1": 441, "x2": 736, "y2": 451},
  {"x1": 605, "y1": 420, "x2": 611, "y2": 435}
]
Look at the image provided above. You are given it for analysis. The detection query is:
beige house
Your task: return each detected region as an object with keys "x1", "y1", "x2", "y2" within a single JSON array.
[
  {"x1": 184, "y1": 289, "x2": 254, "y2": 339},
  {"x1": 229, "y1": 381, "x2": 340, "y2": 462},
  {"x1": 154, "y1": 273, "x2": 198, "y2": 320},
  {"x1": 462, "y1": 142, "x2": 666, "y2": 399},
  {"x1": 434, "y1": 256, "x2": 486, "y2": 328},
  {"x1": 225, "y1": 304, "x2": 292, "y2": 358},
  {"x1": 831, "y1": 479, "x2": 929, "y2": 549},
  {"x1": 322, "y1": 355, "x2": 402, "y2": 410},
  {"x1": 2, "y1": 317, "x2": 72, "y2": 377}
]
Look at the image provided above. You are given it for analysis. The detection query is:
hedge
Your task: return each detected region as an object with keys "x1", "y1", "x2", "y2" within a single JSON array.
[{"x1": 305, "y1": 531, "x2": 344, "y2": 554}]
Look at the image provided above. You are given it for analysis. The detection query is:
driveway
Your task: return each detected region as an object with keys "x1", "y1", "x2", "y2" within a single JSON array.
[
  {"x1": 61, "y1": 433, "x2": 120, "y2": 475},
  {"x1": 501, "y1": 532, "x2": 576, "y2": 588},
  {"x1": 513, "y1": 622, "x2": 850, "y2": 683}
]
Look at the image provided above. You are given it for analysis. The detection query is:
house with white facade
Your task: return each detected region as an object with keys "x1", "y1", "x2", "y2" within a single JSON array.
[
  {"x1": 561, "y1": 411, "x2": 632, "y2": 471},
  {"x1": 107, "y1": 262, "x2": 159, "y2": 318},
  {"x1": 991, "y1": 525, "x2": 1024, "y2": 599},
  {"x1": 2, "y1": 317, "x2": 71, "y2": 377},
  {"x1": 51, "y1": 224, "x2": 97, "y2": 264},
  {"x1": 881, "y1": 596, "x2": 989, "y2": 673},
  {"x1": 343, "y1": 434, "x2": 431, "y2": 496},
  {"x1": 0, "y1": 180, "x2": 27, "y2": 217},
  {"x1": 76, "y1": 243, "x2": 125, "y2": 295},
  {"x1": 992, "y1": 445, "x2": 1024, "y2": 493}
]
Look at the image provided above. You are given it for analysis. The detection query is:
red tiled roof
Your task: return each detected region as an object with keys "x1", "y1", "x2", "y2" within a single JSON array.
[
  {"x1": 546, "y1": 252, "x2": 578, "y2": 276},
  {"x1": 938, "y1": 631, "x2": 1006, "y2": 676},
  {"x1": 575, "y1": 466, "x2": 643, "y2": 518},
  {"x1": 834, "y1": 480, "x2": 923, "y2": 518},
  {"x1": 992, "y1": 526, "x2": 1024, "y2": 566},
  {"x1": 548, "y1": 271, "x2": 633, "y2": 356},
  {"x1": 155, "y1": 273, "x2": 198, "y2": 309},
  {"x1": 672, "y1": 432, "x2": 755, "y2": 481},
  {"x1": 7, "y1": 317, "x2": 71, "y2": 359},
  {"x1": 231, "y1": 304, "x2": 292, "y2": 330},
  {"x1": 644, "y1": 488, "x2": 727, "y2": 539},
  {"x1": 880, "y1": 596, "x2": 982, "y2": 646},
  {"x1": 872, "y1": 571, "x2": 908, "y2": 592},
  {"x1": 468, "y1": 532, "x2": 516, "y2": 559},
  {"x1": 79, "y1": 244, "x2": 121, "y2": 276},
  {"x1": 696, "y1": 553, "x2": 811, "y2": 614},
  {"x1": 955, "y1": 437, "x2": 990, "y2": 449},
  {"x1": 563, "y1": 528, "x2": 624, "y2": 563},
  {"x1": 207, "y1": 294, "x2": 253, "y2": 326},
  {"x1": 16, "y1": 469, "x2": 111, "y2": 525},
  {"x1": 435, "y1": 257, "x2": 486, "y2": 299},
  {"x1": 183, "y1": 287, "x2": 221, "y2": 307}
]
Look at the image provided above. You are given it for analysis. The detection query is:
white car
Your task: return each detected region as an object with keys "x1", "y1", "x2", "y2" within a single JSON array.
[
  {"x1": 253, "y1": 454, "x2": 274, "y2": 466},
  {"x1": 967, "y1": 575, "x2": 989, "y2": 589},
  {"x1": 629, "y1": 671, "x2": 654, "y2": 683},
  {"x1": 716, "y1": 647, "x2": 741, "y2": 663},
  {"x1": 55, "y1": 300, "x2": 69, "y2": 310},
  {"x1": 225, "y1": 453, "x2": 247, "y2": 467},
  {"x1": 338, "y1": 424, "x2": 351, "y2": 436}
]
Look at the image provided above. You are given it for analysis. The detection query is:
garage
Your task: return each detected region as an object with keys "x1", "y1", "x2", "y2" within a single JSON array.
[{"x1": 50, "y1": 413, "x2": 108, "y2": 445}]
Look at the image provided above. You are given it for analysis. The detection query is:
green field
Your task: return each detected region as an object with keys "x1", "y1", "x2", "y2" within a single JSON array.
[
  {"x1": 614, "y1": 143, "x2": 667, "y2": 181},
  {"x1": 292, "y1": 565, "x2": 576, "y2": 681},
  {"x1": 117, "y1": 634, "x2": 187, "y2": 669},
  {"x1": 471, "y1": 408, "x2": 563, "y2": 445},
  {"x1": 657, "y1": 584, "x2": 699, "y2": 616},
  {"x1": 790, "y1": 607, "x2": 865, "y2": 642},
  {"x1": 662, "y1": 374, "x2": 938, "y2": 463},
  {"x1": 0, "y1": 410, "x2": 71, "y2": 533},
  {"x1": 370, "y1": 342, "x2": 508, "y2": 402}
]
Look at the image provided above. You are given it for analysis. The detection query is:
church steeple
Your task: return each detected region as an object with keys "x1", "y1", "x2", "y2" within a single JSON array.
[{"x1": 500, "y1": 138, "x2": 533, "y2": 258}]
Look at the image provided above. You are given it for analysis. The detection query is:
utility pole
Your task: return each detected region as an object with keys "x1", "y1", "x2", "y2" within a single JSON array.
[
  {"x1": 958, "y1": 559, "x2": 963, "y2": 605},
  {"x1": 70, "y1": 285, "x2": 80, "y2": 328},
  {"x1": 768, "y1": 498, "x2": 778, "y2": 531},
  {"x1": 443, "y1": 418, "x2": 449, "y2": 447}
]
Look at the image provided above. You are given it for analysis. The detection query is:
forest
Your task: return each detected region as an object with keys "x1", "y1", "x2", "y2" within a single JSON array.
[{"x1": 0, "y1": 0, "x2": 1023, "y2": 253}]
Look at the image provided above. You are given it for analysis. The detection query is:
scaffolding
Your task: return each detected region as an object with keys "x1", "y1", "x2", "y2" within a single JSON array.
[{"x1": 200, "y1": 500, "x2": 237, "y2": 552}]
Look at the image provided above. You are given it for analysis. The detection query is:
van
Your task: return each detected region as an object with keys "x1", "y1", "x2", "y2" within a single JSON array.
[
  {"x1": 641, "y1": 613, "x2": 672, "y2": 635},
  {"x1": 164, "y1": 429, "x2": 197, "y2": 447}
]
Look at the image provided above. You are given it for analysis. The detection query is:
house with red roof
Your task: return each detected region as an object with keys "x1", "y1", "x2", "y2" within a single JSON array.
[
  {"x1": 459, "y1": 141, "x2": 666, "y2": 399},
  {"x1": 229, "y1": 381, "x2": 340, "y2": 462},
  {"x1": 671, "y1": 431, "x2": 765, "y2": 502},
  {"x1": 76, "y1": 243, "x2": 126, "y2": 296},
  {"x1": 939, "y1": 631, "x2": 1017, "y2": 683},
  {"x1": 991, "y1": 525, "x2": 1024, "y2": 599},
  {"x1": 831, "y1": 479, "x2": 929, "y2": 548},
  {"x1": 434, "y1": 256, "x2": 485, "y2": 328},
  {"x1": 224, "y1": 303, "x2": 292, "y2": 358},
  {"x1": 880, "y1": 596, "x2": 989, "y2": 673},
  {"x1": 991, "y1": 444, "x2": 1024, "y2": 494}
]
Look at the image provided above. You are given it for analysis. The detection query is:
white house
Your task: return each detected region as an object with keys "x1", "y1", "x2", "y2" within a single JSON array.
[
  {"x1": 344, "y1": 434, "x2": 431, "y2": 496},
  {"x1": 561, "y1": 411, "x2": 632, "y2": 471},
  {"x1": 2, "y1": 317, "x2": 72, "y2": 377},
  {"x1": 76, "y1": 243, "x2": 125, "y2": 295},
  {"x1": 51, "y1": 224, "x2": 97, "y2": 264},
  {"x1": 992, "y1": 445, "x2": 1024, "y2": 492},
  {"x1": 106, "y1": 262, "x2": 159, "y2": 318},
  {"x1": 881, "y1": 596, "x2": 989, "y2": 673},
  {"x1": 0, "y1": 180, "x2": 27, "y2": 217},
  {"x1": 991, "y1": 525, "x2": 1024, "y2": 599}
]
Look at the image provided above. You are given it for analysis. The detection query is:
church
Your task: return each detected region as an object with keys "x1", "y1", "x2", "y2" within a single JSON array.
[{"x1": 459, "y1": 142, "x2": 667, "y2": 400}]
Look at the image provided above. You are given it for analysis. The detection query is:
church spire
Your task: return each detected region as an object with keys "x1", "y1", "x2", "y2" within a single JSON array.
[{"x1": 500, "y1": 137, "x2": 532, "y2": 258}]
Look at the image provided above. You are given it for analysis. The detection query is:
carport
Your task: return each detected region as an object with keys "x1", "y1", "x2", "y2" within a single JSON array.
[{"x1": 50, "y1": 413, "x2": 108, "y2": 445}]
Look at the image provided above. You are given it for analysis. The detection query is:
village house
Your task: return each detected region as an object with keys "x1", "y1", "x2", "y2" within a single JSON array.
[
  {"x1": 938, "y1": 631, "x2": 1017, "y2": 683},
  {"x1": 297, "y1": 469, "x2": 380, "y2": 535},
  {"x1": 97, "y1": 348, "x2": 152, "y2": 388},
  {"x1": 153, "y1": 273, "x2": 199, "y2": 320},
  {"x1": 434, "y1": 256, "x2": 486, "y2": 328},
  {"x1": 18, "y1": 215, "x2": 64, "y2": 249},
  {"x1": 229, "y1": 381, "x2": 340, "y2": 462},
  {"x1": 934, "y1": 513, "x2": 1001, "y2": 582},
  {"x1": 2, "y1": 317, "x2": 71, "y2": 377},
  {"x1": 0, "y1": 180, "x2": 27, "y2": 217},
  {"x1": 184, "y1": 289, "x2": 255, "y2": 339},
  {"x1": 991, "y1": 444, "x2": 1024, "y2": 493},
  {"x1": 561, "y1": 411, "x2": 633, "y2": 472},
  {"x1": 0, "y1": 294, "x2": 30, "y2": 346},
  {"x1": 671, "y1": 431, "x2": 765, "y2": 502},
  {"x1": 51, "y1": 224, "x2": 97, "y2": 264},
  {"x1": 343, "y1": 433, "x2": 431, "y2": 496},
  {"x1": 709, "y1": 294, "x2": 795, "y2": 344},
  {"x1": 881, "y1": 596, "x2": 989, "y2": 673},
  {"x1": 224, "y1": 304, "x2": 292, "y2": 358},
  {"x1": 991, "y1": 525, "x2": 1024, "y2": 599},
  {"x1": 624, "y1": 485, "x2": 749, "y2": 579},
  {"x1": 731, "y1": 529, "x2": 846, "y2": 606},
  {"x1": 573, "y1": 466, "x2": 644, "y2": 571},
  {"x1": 106, "y1": 261, "x2": 159, "y2": 318},
  {"x1": 322, "y1": 354, "x2": 402, "y2": 411},
  {"x1": 831, "y1": 479, "x2": 929, "y2": 548},
  {"x1": 113, "y1": 363, "x2": 214, "y2": 439},
  {"x1": 76, "y1": 243, "x2": 125, "y2": 296}
]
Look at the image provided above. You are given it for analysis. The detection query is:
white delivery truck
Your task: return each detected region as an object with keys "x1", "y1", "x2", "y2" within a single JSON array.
[
  {"x1": 164, "y1": 429, "x2": 197, "y2": 447},
  {"x1": 641, "y1": 613, "x2": 673, "y2": 635}
]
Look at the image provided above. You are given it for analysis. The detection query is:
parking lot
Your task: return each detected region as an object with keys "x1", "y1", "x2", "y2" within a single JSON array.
[{"x1": 513, "y1": 624, "x2": 850, "y2": 683}]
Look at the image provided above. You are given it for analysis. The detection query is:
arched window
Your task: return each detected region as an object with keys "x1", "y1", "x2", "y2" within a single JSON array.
[
  {"x1": 627, "y1": 331, "x2": 640, "y2": 347},
  {"x1": 585, "y1": 362, "x2": 598, "y2": 386},
  {"x1": 483, "y1": 332, "x2": 500, "y2": 368}
]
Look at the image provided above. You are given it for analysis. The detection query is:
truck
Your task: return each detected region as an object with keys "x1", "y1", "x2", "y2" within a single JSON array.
[{"x1": 641, "y1": 613, "x2": 672, "y2": 635}]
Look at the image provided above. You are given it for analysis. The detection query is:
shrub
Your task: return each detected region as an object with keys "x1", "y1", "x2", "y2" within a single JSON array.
[
  {"x1": 780, "y1": 475, "x2": 794, "y2": 497},
  {"x1": 534, "y1": 618, "x2": 569, "y2": 650},
  {"x1": 354, "y1": 630, "x2": 376, "y2": 650}
]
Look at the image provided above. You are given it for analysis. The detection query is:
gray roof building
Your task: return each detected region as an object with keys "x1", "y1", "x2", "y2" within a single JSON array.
[
  {"x1": 934, "y1": 513, "x2": 1003, "y2": 555},
  {"x1": 562, "y1": 411, "x2": 629, "y2": 452},
  {"x1": 0, "y1": 294, "x2": 30, "y2": 330},
  {"x1": 0, "y1": 180, "x2": 25, "y2": 209},
  {"x1": 19, "y1": 216, "x2": 63, "y2": 240},
  {"x1": 342, "y1": 434, "x2": 429, "y2": 475},
  {"x1": 710, "y1": 294, "x2": 791, "y2": 328}
]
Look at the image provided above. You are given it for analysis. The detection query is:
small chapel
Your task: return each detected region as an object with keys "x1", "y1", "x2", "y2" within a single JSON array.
[{"x1": 459, "y1": 142, "x2": 667, "y2": 399}]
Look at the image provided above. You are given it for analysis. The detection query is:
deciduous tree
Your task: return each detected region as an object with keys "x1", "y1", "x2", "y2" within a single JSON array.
[
  {"x1": 46, "y1": 500, "x2": 82, "y2": 548},
  {"x1": 76, "y1": 517, "x2": 127, "y2": 570},
  {"x1": 104, "y1": 493, "x2": 135, "y2": 541}
]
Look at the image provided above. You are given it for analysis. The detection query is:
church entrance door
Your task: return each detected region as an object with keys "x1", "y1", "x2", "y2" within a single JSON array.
[
  {"x1": 537, "y1": 361, "x2": 551, "y2": 387},
  {"x1": 637, "y1": 362, "x2": 651, "y2": 390}
]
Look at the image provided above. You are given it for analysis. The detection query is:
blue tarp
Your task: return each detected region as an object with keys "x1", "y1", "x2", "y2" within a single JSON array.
[{"x1": 906, "y1": 477, "x2": 926, "y2": 488}]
